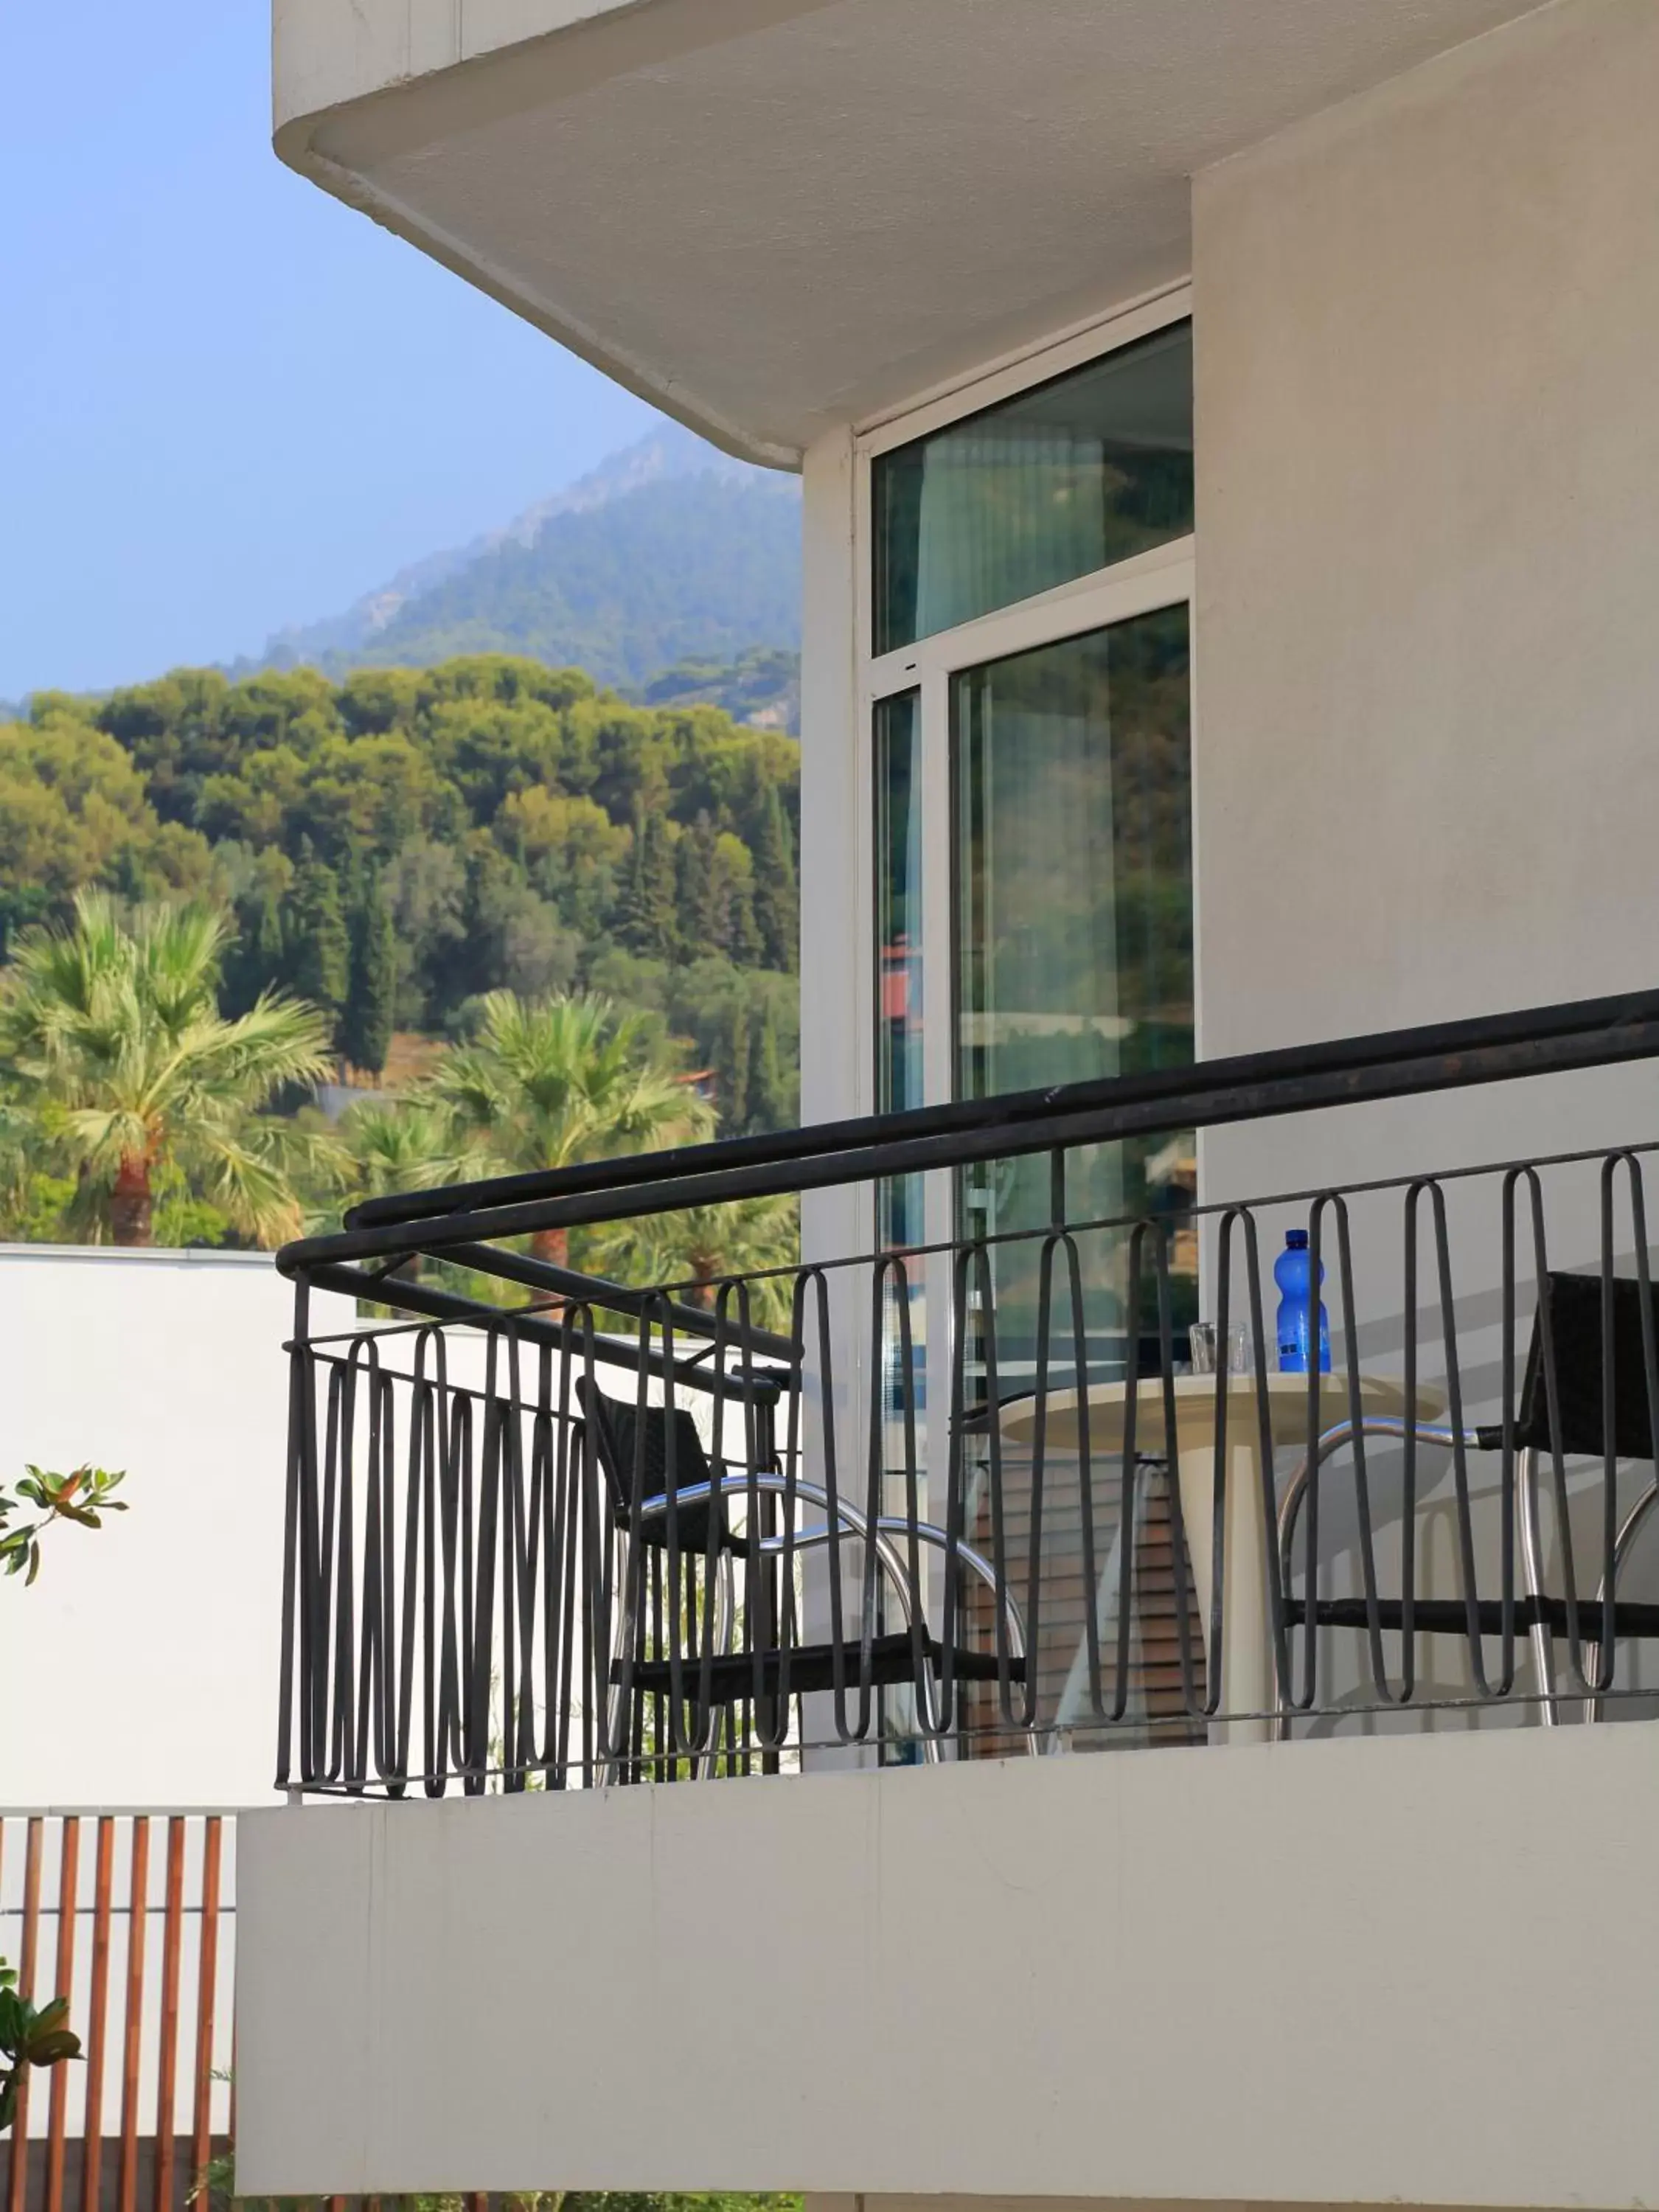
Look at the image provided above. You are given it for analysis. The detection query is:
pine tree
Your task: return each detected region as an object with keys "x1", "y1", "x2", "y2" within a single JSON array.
[
  {"x1": 288, "y1": 841, "x2": 350, "y2": 1037},
  {"x1": 749, "y1": 776, "x2": 799, "y2": 974},
  {"x1": 340, "y1": 873, "x2": 398, "y2": 1077}
]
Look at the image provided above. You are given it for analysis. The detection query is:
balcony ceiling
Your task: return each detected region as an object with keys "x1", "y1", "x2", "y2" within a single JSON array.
[{"x1": 276, "y1": 0, "x2": 1548, "y2": 465}]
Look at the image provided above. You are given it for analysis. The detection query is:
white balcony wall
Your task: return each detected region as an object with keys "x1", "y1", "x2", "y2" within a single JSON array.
[{"x1": 237, "y1": 1722, "x2": 1659, "y2": 2205}]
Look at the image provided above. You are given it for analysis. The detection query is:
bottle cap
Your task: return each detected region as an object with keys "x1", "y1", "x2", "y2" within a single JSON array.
[{"x1": 1285, "y1": 1228, "x2": 1309, "y2": 1250}]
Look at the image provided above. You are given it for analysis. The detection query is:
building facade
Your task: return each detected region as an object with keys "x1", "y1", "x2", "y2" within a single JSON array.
[{"x1": 239, "y1": 5, "x2": 1659, "y2": 2208}]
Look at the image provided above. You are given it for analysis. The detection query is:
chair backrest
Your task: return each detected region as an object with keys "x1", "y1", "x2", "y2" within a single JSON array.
[
  {"x1": 1516, "y1": 1271, "x2": 1659, "y2": 1461},
  {"x1": 576, "y1": 1375, "x2": 713, "y2": 1523}
]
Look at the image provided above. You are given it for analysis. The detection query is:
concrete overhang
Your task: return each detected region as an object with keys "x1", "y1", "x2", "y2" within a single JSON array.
[{"x1": 274, "y1": 0, "x2": 1551, "y2": 465}]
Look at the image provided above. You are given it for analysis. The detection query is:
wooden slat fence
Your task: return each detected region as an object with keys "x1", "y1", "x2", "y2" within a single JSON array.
[
  {"x1": 0, "y1": 1816, "x2": 232, "y2": 2212},
  {"x1": 0, "y1": 1818, "x2": 524, "y2": 2212}
]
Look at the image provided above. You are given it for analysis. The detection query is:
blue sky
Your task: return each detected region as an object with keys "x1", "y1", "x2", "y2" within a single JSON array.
[{"x1": 0, "y1": 0, "x2": 659, "y2": 703}]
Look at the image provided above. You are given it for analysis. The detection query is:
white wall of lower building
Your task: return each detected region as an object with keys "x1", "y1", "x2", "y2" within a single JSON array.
[{"x1": 0, "y1": 1248, "x2": 352, "y2": 1809}]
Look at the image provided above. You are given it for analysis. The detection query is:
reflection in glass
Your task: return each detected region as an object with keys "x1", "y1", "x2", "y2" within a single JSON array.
[
  {"x1": 874, "y1": 689, "x2": 924, "y2": 1243},
  {"x1": 874, "y1": 321, "x2": 1193, "y2": 655},
  {"x1": 953, "y1": 604, "x2": 1195, "y2": 1389},
  {"x1": 873, "y1": 690, "x2": 928, "y2": 1761}
]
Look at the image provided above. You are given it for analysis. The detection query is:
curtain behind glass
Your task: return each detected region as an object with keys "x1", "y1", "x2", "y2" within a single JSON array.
[
  {"x1": 874, "y1": 321, "x2": 1193, "y2": 654},
  {"x1": 953, "y1": 605, "x2": 1194, "y2": 1388}
]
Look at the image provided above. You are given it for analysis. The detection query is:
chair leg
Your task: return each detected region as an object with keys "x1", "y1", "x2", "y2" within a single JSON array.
[
  {"x1": 600, "y1": 1526, "x2": 637, "y2": 1785},
  {"x1": 1582, "y1": 1476, "x2": 1659, "y2": 1723},
  {"x1": 1517, "y1": 1447, "x2": 1557, "y2": 1726},
  {"x1": 693, "y1": 1551, "x2": 739, "y2": 1781}
]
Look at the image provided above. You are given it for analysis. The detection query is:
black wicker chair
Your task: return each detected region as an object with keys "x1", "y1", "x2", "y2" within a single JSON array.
[
  {"x1": 577, "y1": 1375, "x2": 1030, "y2": 1770},
  {"x1": 1278, "y1": 1271, "x2": 1659, "y2": 1725}
]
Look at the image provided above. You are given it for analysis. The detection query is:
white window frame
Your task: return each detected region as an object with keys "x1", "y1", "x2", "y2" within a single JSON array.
[
  {"x1": 851, "y1": 280, "x2": 1195, "y2": 1126},
  {"x1": 846, "y1": 281, "x2": 1196, "y2": 1509}
]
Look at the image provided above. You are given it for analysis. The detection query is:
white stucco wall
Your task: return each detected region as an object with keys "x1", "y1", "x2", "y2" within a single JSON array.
[
  {"x1": 237, "y1": 1721, "x2": 1659, "y2": 2205},
  {"x1": 0, "y1": 1249, "x2": 352, "y2": 1809},
  {"x1": 1192, "y1": 0, "x2": 1659, "y2": 1211}
]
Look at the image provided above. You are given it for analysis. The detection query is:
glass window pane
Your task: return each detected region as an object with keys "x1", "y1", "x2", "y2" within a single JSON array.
[
  {"x1": 874, "y1": 321, "x2": 1193, "y2": 655},
  {"x1": 953, "y1": 604, "x2": 1194, "y2": 1383},
  {"x1": 874, "y1": 689, "x2": 924, "y2": 1128}
]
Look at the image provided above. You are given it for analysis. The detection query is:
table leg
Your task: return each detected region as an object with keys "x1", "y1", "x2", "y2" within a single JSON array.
[{"x1": 1174, "y1": 1439, "x2": 1275, "y2": 1747}]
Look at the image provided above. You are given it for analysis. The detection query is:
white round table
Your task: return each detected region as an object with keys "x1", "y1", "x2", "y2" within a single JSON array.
[{"x1": 999, "y1": 1372, "x2": 1449, "y2": 1742}]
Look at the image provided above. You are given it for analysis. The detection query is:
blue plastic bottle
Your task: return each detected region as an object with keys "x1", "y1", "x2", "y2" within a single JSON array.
[{"x1": 1275, "y1": 1228, "x2": 1331, "y2": 1374}]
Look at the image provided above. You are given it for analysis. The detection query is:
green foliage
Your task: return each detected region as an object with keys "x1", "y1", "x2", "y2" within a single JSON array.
[
  {"x1": 426, "y1": 990, "x2": 714, "y2": 1268},
  {"x1": 640, "y1": 645, "x2": 800, "y2": 734},
  {"x1": 0, "y1": 891, "x2": 335, "y2": 1246},
  {"x1": 747, "y1": 772, "x2": 798, "y2": 975},
  {"x1": 1, "y1": 657, "x2": 801, "y2": 1138},
  {"x1": 341, "y1": 871, "x2": 397, "y2": 1076},
  {"x1": 287, "y1": 843, "x2": 350, "y2": 1024},
  {"x1": 0, "y1": 1464, "x2": 126, "y2": 1587},
  {"x1": 334, "y1": 1096, "x2": 463, "y2": 1213},
  {"x1": 0, "y1": 656, "x2": 804, "y2": 1247},
  {"x1": 616, "y1": 807, "x2": 678, "y2": 961},
  {"x1": 0, "y1": 1963, "x2": 82, "y2": 2135},
  {"x1": 0, "y1": 710, "x2": 216, "y2": 956},
  {"x1": 594, "y1": 1192, "x2": 799, "y2": 1327}
]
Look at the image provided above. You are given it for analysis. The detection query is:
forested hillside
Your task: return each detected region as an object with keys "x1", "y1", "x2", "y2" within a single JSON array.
[{"x1": 0, "y1": 653, "x2": 800, "y2": 1137}]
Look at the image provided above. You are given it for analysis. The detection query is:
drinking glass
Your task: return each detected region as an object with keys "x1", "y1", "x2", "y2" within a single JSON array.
[{"x1": 1189, "y1": 1321, "x2": 1251, "y2": 1375}]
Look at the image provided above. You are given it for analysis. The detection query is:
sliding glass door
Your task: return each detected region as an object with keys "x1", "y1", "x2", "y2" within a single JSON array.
[
  {"x1": 953, "y1": 605, "x2": 1194, "y2": 1388},
  {"x1": 863, "y1": 300, "x2": 1195, "y2": 1750}
]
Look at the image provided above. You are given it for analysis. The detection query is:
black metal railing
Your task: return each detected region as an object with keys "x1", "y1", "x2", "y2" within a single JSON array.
[{"x1": 276, "y1": 987, "x2": 1659, "y2": 1795}]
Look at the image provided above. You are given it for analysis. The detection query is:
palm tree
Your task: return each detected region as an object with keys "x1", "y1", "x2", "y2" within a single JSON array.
[
  {"x1": 330, "y1": 1096, "x2": 467, "y2": 1276},
  {"x1": 425, "y1": 990, "x2": 714, "y2": 1271},
  {"x1": 594, "y1": 1192, "x2": 800, "y2": 1329},
  {"x1": 0, "y1": 891, "x2": 335, "y2": 1247},
  {"x1": 338, "y1": 1095, "x2": 466, "y2": 1208}
]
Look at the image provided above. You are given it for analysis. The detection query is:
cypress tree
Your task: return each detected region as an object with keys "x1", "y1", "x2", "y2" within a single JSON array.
[
  {"x1": 341, "y1": 872, "x2": 398, "y2": 1077},
  {"x1": 724, "y1": 855, "x2": 764, "y2": 966},
  {"x1": 750, "y1": 777, "x2": 799, "y2": 974},
  {"x1": 748, "y1": 995, "x2": 790, "y2": 1133},
  {"x1": 220, "y1": 891, "x2": 285, "y2": 1018},
  {"x1": 712, "y1": 995, "x2": 751, "y2": 1134},
  {"x1": 675, "y1": 812, "x2": 722, "y2": 962},
  {"x1": 288, "y1": 840, "x2": 350, "y2": 1034},
  {"x1": 617, "y1": 806, "x2": 677, "y2": 959}
]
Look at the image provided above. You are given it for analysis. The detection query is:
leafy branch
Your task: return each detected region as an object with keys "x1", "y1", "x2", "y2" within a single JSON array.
[
  {"x1": 0, "y1": 1464, "x2": 126, "y2": 1585},
  {"x1": 0, "y1": 1962, "x2": 81, "y2": 2135}
]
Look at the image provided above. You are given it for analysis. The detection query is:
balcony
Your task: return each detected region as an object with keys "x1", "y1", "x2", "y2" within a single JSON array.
[{"x1": 237, "y1": 988, "x2": 1659, "y2": 2207}]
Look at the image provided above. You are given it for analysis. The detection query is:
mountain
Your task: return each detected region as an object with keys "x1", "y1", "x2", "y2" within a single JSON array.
[{"x1": 255, "y1": 424, "x2": 802, "y2": 693}]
